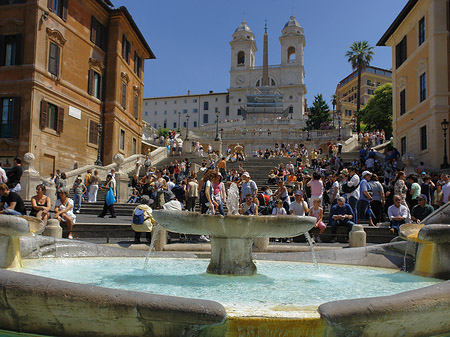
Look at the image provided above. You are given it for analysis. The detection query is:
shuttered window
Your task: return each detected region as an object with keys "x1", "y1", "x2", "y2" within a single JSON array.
[
  {"x1": 0, "y1": 34, "x2": 22, "y2": 67},
  {"x1": 0, "y1": 97, "x2": 20, "y2": 139},
  {"x1": 122, "y1": 34, "x2": 130, "y2": 64},
  {"x1": 133, "y1": 95, "x2": 139, "y2": 119},
  {"x1": 40, "y1": 100, "x2": 64, "y2": 133},
  {"x1": 47, "y1": 0, "x2": 68, "y2": 21},
  {"x1": 88, "y1": 69, "x2": 102, "y2": 99},
  {"x1": 91, "y1": 16, "x2": 107, "y2": 51},
  {"x1": 48, "y1": 42, "x2": 60, "y2": 76},
  {"x1": 121, "y1": 82, "x2": 127, "y2": 109},
  {"x1": 88, "y1": 120, "x2": 99, "y2": 145}
]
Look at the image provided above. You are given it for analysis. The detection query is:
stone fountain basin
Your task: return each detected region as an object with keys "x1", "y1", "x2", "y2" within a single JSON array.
[
  {"x1": 152, "y1": 211, "x2": 317, "y2": 238},
  {"x1": 0, "y1": 215, "x2": 30, "y2": 237}
]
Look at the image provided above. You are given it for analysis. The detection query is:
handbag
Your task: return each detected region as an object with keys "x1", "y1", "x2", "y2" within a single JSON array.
[{"x1": 105, "y1": 187, "x2": 116, "y2": 206}]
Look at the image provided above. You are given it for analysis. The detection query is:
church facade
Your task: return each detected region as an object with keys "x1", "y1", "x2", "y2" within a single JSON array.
[{"x1": 143, "y1": 15, "x2": 307, "y2": 131}]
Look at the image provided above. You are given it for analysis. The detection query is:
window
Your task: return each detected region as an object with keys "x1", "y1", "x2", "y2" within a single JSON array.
[
  {"x1": 173, "y1": 122, "x2": 177, "y2": 129},
  {"x1": 48, "y1": 42, "x2": 60, "y2": 76},
  {"x1": 419, "y1": 17, "x2": 425, "y2": 46},
  {"x1": 192, "y1": 109, "x2": 197, "y2": 113},
  {"x1": 132, "y1": 138, "x2": 136, "y2": 154},
  {"x1": 420, "y1": 73, "x2": 426, "y2": 102},
  {"x1": 90, "y1": 17, "x2": 106, "y2": 51},
  {"x1": 226, "y1": 95, "x2": 229, "y2": 103},
  {"x1": 183, "y1": 109, "x2": 188, "y2": 113},
  {"x1": 121, "y1": 82, "x2": 127, "y2": 109},
  {"x1": 164, "y1": 110, "x2": 167, "y2": 115},
  {"x1": 367, "y1": 80, "x2": 373, "y2": 86},
  {"x1": 368, "y1": 89, "x2": 374, "y2": 95},
  {"x1": 122, "y1": 34, "x2": 130, "y2": 64},
  {"x1": 203, "y1": 114, "x2": 208, "y2": 124},
  {"x1": 173, "y1": 110, "x2": 177, "y2": 114},
  {"x1": 193, "y1": 99, "x2": 197, "y2": 103},
  {"x1": 287, "y1": 46, "x2": 296, "y2": 63},
  {"x1": 183, "y1": 122, "x2": 186, "y2": 127},
  {"x1": 88, "y1": 69, "x2": 102, "y2": 99},
  {"x1": 40, "y1": 100, "x2": 64, "y2": 133},
  {"x1": 133, "y1": 95, "x2": 139, "y2": 119},
  {"x1": 144, "y1": 111, "x2": 148, "y2": 117},
  {"x1": 0, "y1": 34, "x2": 22, "y2": 66},
  {"x1": 401, "y1": 137, "x2": 407, "y2": 156},
  {"x1": 47, "y1": 0, "x2": 68, "y2": 21},
  {"x1": 119, "y1": 129, "x2": 125, "y2": 150},
  {"x1": 420, "y1": 126, "x2": 427, "y2": 151},
  {"x1": 226, "y1": 107, "x2": 229, "y2": 116},
  {"x1": 237, "y1": 51, "x2": 245, "y2": 65},
  {"x1": 396, "y1": 36, "x2": 407, "y2": 68},
  {"x1": 203, "y1": 102, "x2": 209, "y2": 110},
  {"x1": 174, "y1": 100, "x2": 177, "y2": 104},
  {"x1": 400, "y1": 89, "x2": 406, "y2": 116},
  {"x1": 345, "y1": 109, "x2": 352, "y2": 117},
  {"x1": 134, "y1": 51, "x2": 142, "y2": 77},
  {"x1": 88, "y1": 120, "x2": 99, "y2": 145},
  {"x1": 0, "y1": 97, "x2": 20, "y2": 138},
  {"x1": 237, "y1": 108, "x2": 242, "y2": 116},
  {"x1": 193, "y1": 121, "x2": 197, "y2": 127}
]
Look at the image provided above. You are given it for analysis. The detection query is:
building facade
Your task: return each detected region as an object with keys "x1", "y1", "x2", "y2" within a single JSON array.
[
  {"x1": 143, "y1": 15, "x2": 306, "y2": 130},
  {"x1": 378, "y1": 0, "x2": 450, "y2": 169},
  {"x1": 0, "y1": 0, "x2": 154, "y2": 174},
  {"x1": 334, "y1": 66, "x2": 392, "y2": 128}
]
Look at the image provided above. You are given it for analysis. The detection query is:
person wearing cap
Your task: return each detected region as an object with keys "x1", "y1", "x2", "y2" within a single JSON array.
[
  {"x1": 240, "y1": 172, "x2": 258, "y2": 203},
  {"x1": 162, "y1": 191, "x2": 182, "y2": 211},
  {"x1": 289, "y1": 190, "x2": 309, "y2": 216},
  {"x1": 357, "y1": 171, "x2": 374, "y2": 225},
  {"x1": 411, "y1": 194, "x2": 434, "y2": 223}
]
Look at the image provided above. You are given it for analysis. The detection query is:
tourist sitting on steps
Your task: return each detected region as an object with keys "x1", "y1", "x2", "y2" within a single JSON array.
[
  {"x1": 329, "y1": 197, "x2": 355, "y2": 243},
  {"x1": 387, "y1": 195, "x2": 409, "y2": 234},
  {"x1": 29, "y1": 184, "x2": 51, "y2": 225},
  {"x1": 0, "y1": 183, "x2": 27, "y2": 216},
  {"x1": 410, "y1": 194, "x2": 434, "y2": 223},
  {"x1": 54, "y1": 189, "x2": 76, "y2": 239},
  {"x1": 132, "y1": 195, "x2": 155, "y2": 244},
  {"x1": 240, "y1": 194, "x2": 258, "y2": 216}
]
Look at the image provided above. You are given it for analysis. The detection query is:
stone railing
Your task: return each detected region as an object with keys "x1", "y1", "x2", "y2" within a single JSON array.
[{"x1": 19, "y1": 147, "x2": 168, "y2": 205}]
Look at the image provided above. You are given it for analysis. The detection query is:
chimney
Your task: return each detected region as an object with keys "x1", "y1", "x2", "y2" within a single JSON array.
[
  {"x1": 209, "y1": 90, "x2": 213, "y2": 94},
  {"x1": 188, "y1": 90, "x2": 190, "y2": 95}
]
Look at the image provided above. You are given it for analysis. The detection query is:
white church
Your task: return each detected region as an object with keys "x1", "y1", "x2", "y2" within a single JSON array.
[{"x1": 143, "y1": 15, "x2": 307, "y2": 132}]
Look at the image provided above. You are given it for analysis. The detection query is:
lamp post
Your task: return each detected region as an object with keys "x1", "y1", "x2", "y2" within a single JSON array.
[
  {"x1": 185, "y1": 114, "x2": 190, "y2": 141},
  {"x1": 337, "y1": 110, "x2": 342, "y2": 141},
  {"x1": 214, "y1": 110, "x2": 220, "y2": 141},
  {"x1": 177, "y1": 111, "x2": 181, "y2": 132},
  {"x1": 331, "y1": 97, "x2": 336, "y2": 128},
  {"x1": 95, "y1": 124, "x2": 103, "y2": 166},
  {"x1": 306, "y1": 126, "x2": 311, "y2": 141},
  {"x1": 441, "y1": 119, "x2": 450, "y2": 169}
]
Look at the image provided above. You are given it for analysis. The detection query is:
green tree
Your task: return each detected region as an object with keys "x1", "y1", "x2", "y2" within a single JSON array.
[
  {"x1": 346, "y1": 41, "x2": 374, "y2": 134},
  {"x1": 307, "y1": 94, "x2": 331, "y2": 130},
  {"x1": 360, "y1": 83, "x2": 392, "y2": 138}
]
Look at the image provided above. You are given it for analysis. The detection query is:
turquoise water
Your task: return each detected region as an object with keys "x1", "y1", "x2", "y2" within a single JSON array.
[{"x1": 19, "y1": 258, "x2": 441, "y2": 317}]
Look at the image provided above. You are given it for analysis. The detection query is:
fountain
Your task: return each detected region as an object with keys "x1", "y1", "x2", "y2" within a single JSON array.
[
  {"x1": 151, "y1": 210, "x2": 317, "y2": 275},
  {"x1": 0, "y1": 210, "x2": 450, "y2": 336},
  {"x1": 0, "y1": 215, "x2": 44, "y2": 268}
]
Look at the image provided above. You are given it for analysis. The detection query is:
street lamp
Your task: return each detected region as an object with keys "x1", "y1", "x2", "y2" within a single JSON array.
[
  {"x1": 214, "y1": 110, "x2": 220, "y2": 141},
  {"x1": 441, "y1": 119, "x2": 450, "y2": 169},
  {"x1": 95, "y1": 124, "x2": 103, "y2": 166},
  {"x1": 177, "y1": 111, "x2": 181, "y2": 132},
  {"x1": 337, "y1": 110, "x2": 342, "y2": 141},
  {"x1": 306, "y1": 126, "x2": 311, "y2": 141},
  {"x1": 331, "y1": 97, "x2": 337, "y2": 128},
  {"x1": 185, "y1": 114, "x2": 190, "y2": 141}
]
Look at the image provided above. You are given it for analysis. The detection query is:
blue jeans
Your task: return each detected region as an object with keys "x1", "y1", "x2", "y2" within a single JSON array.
[
  {"x1": 3, "y1": 209, "x2": 23, "y2": 215},
  {"x1": 330, "y1": 219, "x2": 355, "y2": 235},
  {"x1": 74, "y1": 193, "x2": 82, "y2": 211},
  {"x1": 348, "y1": 196, "x2": 358, "y2": 222}
]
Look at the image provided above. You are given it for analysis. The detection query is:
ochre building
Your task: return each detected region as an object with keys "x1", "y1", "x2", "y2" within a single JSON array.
[
  {"x1": 378, "y1": 0, "x2": 450, "y2": 169},
  {"x1": 0, "y1": 0, "x2": 155, "y2": 174}
]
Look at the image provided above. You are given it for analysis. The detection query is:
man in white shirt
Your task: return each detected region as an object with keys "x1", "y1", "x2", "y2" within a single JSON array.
[
  {"x1": 442, "y1": 174, "x2": 450, "y2": 204},
  {"x1": 289, "y1": 191, "x2": 309, "y2": 216},
  {"x1": 344, "y1": 167, "x2": 360, "y2": 220},
  {"x1": 388, "y1": 195, "x2": 409, "y2": 234},
  {"x1": 0, "y1": 164, "x2": 7, "y2": 184}
]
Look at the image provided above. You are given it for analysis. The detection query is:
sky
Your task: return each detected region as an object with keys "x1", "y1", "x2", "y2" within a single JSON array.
[{"x1": 113, "y1": 0, "x2": 406, "y2": 107}]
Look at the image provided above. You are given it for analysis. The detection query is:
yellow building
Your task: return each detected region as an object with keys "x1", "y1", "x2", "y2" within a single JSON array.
[
  {"x1": 378, "y1": 0, "x2": 449, "y2": 170},
  {"x1": 0, "y1": 0, "x2": 155, "y2": 174},
  {"x1": 334, "y1": 66, "x2": 392, "y2": 129}
]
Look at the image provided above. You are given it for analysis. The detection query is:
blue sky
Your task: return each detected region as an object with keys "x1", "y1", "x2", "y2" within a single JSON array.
[{"x1": 113, "y1": 0, "x2": 405, "y2": 107}]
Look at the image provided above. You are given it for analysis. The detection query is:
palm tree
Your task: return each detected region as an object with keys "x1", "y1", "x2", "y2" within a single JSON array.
[
  {"x1": 346, "y1": 41, "x2": 374, "y2": 134},
  {"x1": 331, "y1": 94, "x2": 337, "y2": 128}
]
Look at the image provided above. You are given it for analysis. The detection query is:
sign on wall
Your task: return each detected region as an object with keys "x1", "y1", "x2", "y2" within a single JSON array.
[{"x1": 69, "y1": 106, "x2": 81, "y2": 120}]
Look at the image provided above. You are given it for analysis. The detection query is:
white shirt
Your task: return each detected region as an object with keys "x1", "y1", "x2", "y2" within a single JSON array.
[
  {"x1": 388, "y1": 204, "x2": 409, "y2": 221},
  {"x1": 289, "y1": 200, "x2": 307, "y2": 216},
  {"x1": 442, "y1": 182, "x2": 450, "y2": 203},
  {"x1": 272, "y1": 207, "x2": 287, "y2": 215},
  {"x1": 0, "y1": 167, "x2": 7, "y2": 184},
  {"x1": 346, "y1": 174, "x2": 360, "y2": 200}
]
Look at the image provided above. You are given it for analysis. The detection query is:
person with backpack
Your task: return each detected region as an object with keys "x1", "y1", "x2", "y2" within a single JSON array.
[{"x1": 131, "y1": 195, "x2": 155, "y2": 244}]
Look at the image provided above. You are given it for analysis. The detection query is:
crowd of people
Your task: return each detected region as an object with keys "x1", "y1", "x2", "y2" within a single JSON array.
[{"x1": 1, "y1": 132, "x2": 449, "y2": 244}]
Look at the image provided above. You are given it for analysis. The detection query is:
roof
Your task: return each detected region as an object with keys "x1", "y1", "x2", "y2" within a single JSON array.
[
  {"x1": 144, "y1": 92, "x2": 229, "y2": 100},
  {"x1": 377, "y1": 0, "x2": 418, "y2": 46},
  {"x1": 110, "y1": 6, "x2": 156, "y2": 59},
  {"x1": 283, "y1": 15, "x2": 301, "y2": 29}
]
